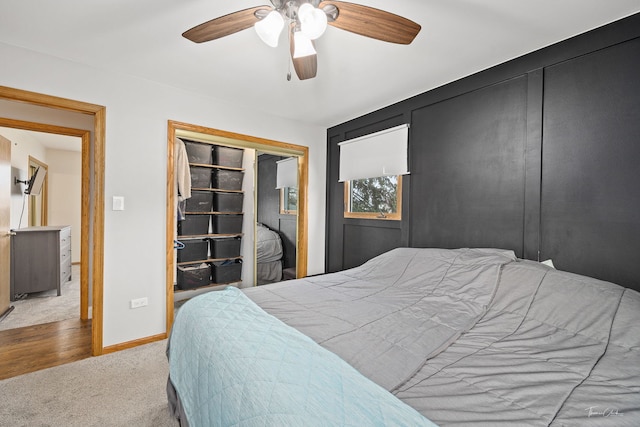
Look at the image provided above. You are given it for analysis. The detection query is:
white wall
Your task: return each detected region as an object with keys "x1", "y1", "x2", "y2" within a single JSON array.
[
  {"x1": 46, "y1": 148, "x2": 82, "y2": 263},
  {"x1": 0, "y1": 42, "x2": 327, "y2": 347}
]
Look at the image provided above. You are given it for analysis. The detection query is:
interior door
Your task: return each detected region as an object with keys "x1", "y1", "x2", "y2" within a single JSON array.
[{"x1": 0, "y1": 135, "x2": 11, "y2": 318}]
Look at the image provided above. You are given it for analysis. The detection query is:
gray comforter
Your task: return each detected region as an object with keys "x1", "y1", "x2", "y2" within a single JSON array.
[
  {"x1": 245, "y1": 248, "x2": 516, "y2": 391},
  {"x1": 243, "y1": 248, "x2": 640, "y2": 426}
]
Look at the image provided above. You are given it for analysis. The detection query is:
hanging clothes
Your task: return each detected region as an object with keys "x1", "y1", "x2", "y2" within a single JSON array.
[
  {"x1": 175, "y1": 137, "x2": 191, "y2": 220},
  {"x1": 175, "y1": 137, "x2": 192, "y2": 201}
]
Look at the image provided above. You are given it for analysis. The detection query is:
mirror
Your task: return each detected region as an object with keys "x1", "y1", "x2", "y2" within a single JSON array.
[{"x1": 256, "y1": 153, "x2": 298, "y2": 285}]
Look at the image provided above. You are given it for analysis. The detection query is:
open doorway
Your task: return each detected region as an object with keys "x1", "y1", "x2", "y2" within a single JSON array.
[
  {"x1": 0, "y1": 127, "x2": 84, "y2": 331},
  {"x1": 165, "y1": 120, "x2": 309, "y2": 333},
  {"x1": 0, "y1": 85, "x2": 106, "y2": 357}
]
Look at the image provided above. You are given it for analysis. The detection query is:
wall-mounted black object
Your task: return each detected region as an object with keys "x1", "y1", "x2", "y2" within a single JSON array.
[
  {"x1": 325, "y1": 12, "x2": 640, "y2": 291},
  {"x1": 11, "y1": 167, "x2": 26, "y2": 195},
  {"x1": 14, "y1": 166, "x2": 46, "y2": 195}
]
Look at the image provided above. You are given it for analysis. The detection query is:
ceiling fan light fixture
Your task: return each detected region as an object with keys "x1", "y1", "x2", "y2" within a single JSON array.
[
  {"x1": 255, "y1": 10, "x2": 284, "y2": 47},
  {"x1": 298, "y1": 3, "x2": 328, "y2": 40},
  {"x1": 184, "y1": 1, "x2": 422, "y2": 81},
  {"x1": 292, "y1": 30, "x2": 316, "y2": 58}
]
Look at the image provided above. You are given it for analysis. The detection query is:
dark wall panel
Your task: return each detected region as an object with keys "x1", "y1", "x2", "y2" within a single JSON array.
[
  {"x1": 279, "y1": 217, "x2": 297, "y2": 269},
  {"x1": 325, "y1": 116, "x2": 408, "y2": 273},
  {"x1": 541, "y1": 38, "x2": 640, "y2": 288},
  {"x1": 257, "y1": 155, "x2": 281, "y2": 229},
  {"x1": 343, "y1": 224, "x2": 402, "y2": 269},
  {"x1": 410, "y1": 77, "x2": 528, "y2": 256},
  {"x1": 326, "y1": 134, "x2": 346, "y2": 273}
]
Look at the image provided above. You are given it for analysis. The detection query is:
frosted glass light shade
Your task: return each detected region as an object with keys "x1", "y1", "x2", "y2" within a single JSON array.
[
  {"x1": 293, "y1": 31, "x2": 316, "y2": 58},
  {"x1": 298, "y1": 3, "x2": 328, "y2": 40},
  {"x1": 255, "y1": 10, "x2": 284, "y2": 47}
]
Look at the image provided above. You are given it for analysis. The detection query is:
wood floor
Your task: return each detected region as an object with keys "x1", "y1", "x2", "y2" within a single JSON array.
[{"x1": 0, "y1": 318, "x2": 91, "y2": 380}]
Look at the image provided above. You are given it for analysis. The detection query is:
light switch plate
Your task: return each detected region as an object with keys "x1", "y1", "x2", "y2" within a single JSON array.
[{"x1": 112, "y1": 196, "x2": 125, "y2": 211}]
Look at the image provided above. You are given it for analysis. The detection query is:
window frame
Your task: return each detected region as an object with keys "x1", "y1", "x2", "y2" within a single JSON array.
[
  {"x1": 343, "y1": 175, "x2": 403, "y2": 220},
  {"x1": 279, "y1": 187, "x2": 297, "y2": 215}
]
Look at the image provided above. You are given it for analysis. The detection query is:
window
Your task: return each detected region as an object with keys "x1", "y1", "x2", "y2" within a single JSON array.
[
  {"x1": 280, "y1": 187, "x2": 297, "y2": 215},
  {"x1": 344, "y1": 175, "x2": 402, "y2": 220},
  {"x1": 338, "y1": 124, "x2": 408, "y2": 220},
  {"x1": 276, "y1": 156, "x2": 298, "y2": 215}
]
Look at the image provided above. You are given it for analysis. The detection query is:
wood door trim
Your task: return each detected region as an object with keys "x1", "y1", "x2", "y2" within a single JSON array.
[
  {"x1": 0, "y1": 85, "x2": 105, "y2": 356},
  {"x1": 166, "y1": 120, "x2": 309, "y2": 334},
  {"x1": 0, "y1": 135, "x2": 10, "y2": 318}
]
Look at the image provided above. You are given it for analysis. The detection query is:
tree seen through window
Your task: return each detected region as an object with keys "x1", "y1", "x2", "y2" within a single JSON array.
[{"x1": 350, "y1": 176, "x2": 398, "y2": 214}]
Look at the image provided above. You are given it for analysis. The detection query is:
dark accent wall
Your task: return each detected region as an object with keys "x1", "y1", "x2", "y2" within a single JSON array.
[
  {"x1": 325, "y1": 13, "x2": 640, "y2": 291},
  {"x1": 257, "y1": 154, "x2": 296, "y2": 269},
  {"x1": 409, "y1": 76, "x2": 528, "y2": 253},
  {"x1": 540, "y1": 38, "x2": 640, "y2": 287}
]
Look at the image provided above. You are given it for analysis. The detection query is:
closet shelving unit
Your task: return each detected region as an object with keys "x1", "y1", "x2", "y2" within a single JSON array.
[{"x1": 175, "y1": 140, "x2": 245, "y2": 294}]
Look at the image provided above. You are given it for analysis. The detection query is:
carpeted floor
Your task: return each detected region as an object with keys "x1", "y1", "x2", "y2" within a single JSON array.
[
  {"x1": 0, "y1": 264, "x2": 81, "y2": 331},
  {"x1": 0, "y1": 339, "x2": 178, "y2": 427}
]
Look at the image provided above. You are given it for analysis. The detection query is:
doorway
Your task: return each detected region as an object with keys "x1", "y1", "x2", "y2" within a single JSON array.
[
  {"x1": 0, "y1": 128, "x2": 84, "y2": 330},
  {"x1": 0, "y1": 85, "x2": 106, "y2": 356},
  {"x1": 165, "y1": 120, "x2": 309, "y2": 333}
]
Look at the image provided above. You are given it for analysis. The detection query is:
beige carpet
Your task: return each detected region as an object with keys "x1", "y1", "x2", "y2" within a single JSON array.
[
  {"x1": 0, "y1": 339, "x2": 179, "y2": 427},
  {"x1": 0, "y1": 264, "x2": 81, "y2": 331}
]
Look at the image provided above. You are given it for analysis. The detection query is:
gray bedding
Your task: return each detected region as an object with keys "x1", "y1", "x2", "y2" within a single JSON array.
[
  {"x1": 256, "y1": 223, "x2": 282, "y2": 263},
  {"x1": 241, "y1": 248, "x2": 640, "y2": 426},
  {"x1": 256, "y1": 223, "x2": 283, "y2": 285},
  {"x1": 244, "y1": 247, "x2": 515, "y2": 391}
]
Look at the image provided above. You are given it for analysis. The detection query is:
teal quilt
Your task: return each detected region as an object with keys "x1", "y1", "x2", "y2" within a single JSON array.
[{"x1": 168, "y1": 286, "x2": 438, "y2": 427}]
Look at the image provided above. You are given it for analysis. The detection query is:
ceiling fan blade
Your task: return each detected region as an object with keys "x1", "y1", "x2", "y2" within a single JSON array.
[
  {"x1": 319, "y1": 1, "x2": 421, "y2": 45},
  {"x1": 289, "y1": 28, "x2": 318, "y2": 80},
  {"x1": 183, "y1": 6, "x2": 271, "y2": 43}
]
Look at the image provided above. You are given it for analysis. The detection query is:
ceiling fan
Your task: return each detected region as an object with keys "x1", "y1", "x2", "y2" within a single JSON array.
[{"x1": 183, "y1": 0, "x2": 421, "y2": 81}]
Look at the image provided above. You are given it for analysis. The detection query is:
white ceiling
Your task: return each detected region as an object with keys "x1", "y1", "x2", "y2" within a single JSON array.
[{"x1": 1, "y1": 1, "x2": 639, "y2": 128}]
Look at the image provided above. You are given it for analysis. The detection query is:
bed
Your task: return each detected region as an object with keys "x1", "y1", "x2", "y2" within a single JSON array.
[
  {"x1": 255, "y1": 223, "x2": 283, "y2": 285},
  {"x1": 167, "y1": 247, "x2": 640, "y2": 426}
]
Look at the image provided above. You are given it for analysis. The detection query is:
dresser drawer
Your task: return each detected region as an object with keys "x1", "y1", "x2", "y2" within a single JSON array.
[
  {"x1": 59, "y1": 228, "x2": 71, "y2": 248},
  {"x1": 60, "y1": 243, "x2": 71, "y2": 263},
  {"x1": 60, "y1": 258, "x2": 72, "y2": 283}
]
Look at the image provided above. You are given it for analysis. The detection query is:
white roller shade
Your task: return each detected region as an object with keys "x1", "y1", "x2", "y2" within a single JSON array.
[
  {"x1": 276, "y1": 157, "x2": 298, "y2": 189},
  {"x1": 338, "y1": 124, "x2": 409, "y2": 182}
]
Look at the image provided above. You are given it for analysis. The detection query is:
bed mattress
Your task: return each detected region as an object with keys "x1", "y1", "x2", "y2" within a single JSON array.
[
  {"x1": 256, "y1": 223, "x2": 282, "y2": 263},
  {"x1": 168, "y1": 247, "x2": 640, "y2": 426}
]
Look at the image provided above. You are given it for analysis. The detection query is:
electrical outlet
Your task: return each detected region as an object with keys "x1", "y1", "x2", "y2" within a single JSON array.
[{"x1": 130, "y1": 297, "x2": 148, "y2": 309}]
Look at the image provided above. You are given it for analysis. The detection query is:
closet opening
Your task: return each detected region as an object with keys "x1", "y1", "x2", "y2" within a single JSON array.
[{"x1": 165, "y1": 121, "x2": 308, "y2": 333}]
